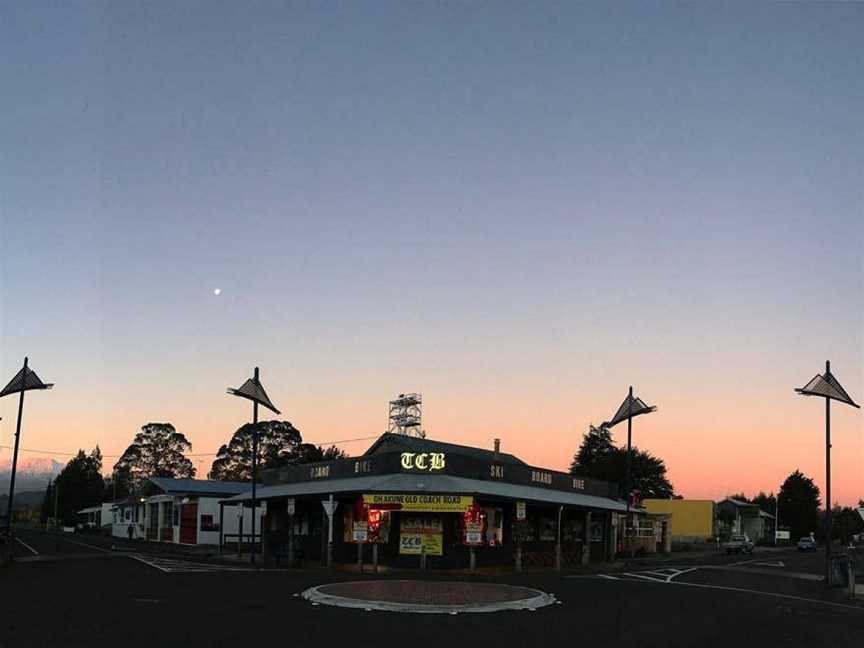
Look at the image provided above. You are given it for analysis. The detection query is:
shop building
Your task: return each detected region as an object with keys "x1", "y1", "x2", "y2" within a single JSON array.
[
  {"x1": 642, "y1": 499, "x2": 716, "y2": 543},
  {"x1": 111, "y1": 477, "x2": 263, "y2": 545},
  {"x1": 220, "y1": 434, "x2": 636, "y2": 568}
]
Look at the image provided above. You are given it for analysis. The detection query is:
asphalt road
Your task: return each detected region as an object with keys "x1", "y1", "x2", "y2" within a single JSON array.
[{"x1": 2, "y1": 530, "x2": 862, "y2": 648}]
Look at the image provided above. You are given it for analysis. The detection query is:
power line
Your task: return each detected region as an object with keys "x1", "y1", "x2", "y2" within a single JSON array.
[{"x1": 0, "y1": 435, "x2": 380, "y2": 461}]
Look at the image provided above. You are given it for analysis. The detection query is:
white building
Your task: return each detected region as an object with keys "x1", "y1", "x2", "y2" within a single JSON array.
[{"x1": 111, "y1": 478, "x2": 263, "y2": 546}]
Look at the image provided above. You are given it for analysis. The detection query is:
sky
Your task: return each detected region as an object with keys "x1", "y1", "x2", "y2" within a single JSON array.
[{"x1": 1, "y1": 2, "x2": 862, "y2": 504}]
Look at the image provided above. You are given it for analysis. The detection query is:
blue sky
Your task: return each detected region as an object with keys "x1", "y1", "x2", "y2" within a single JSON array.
[{"x1": 1, "y1": 2, "x2": 862, "y2": 502}]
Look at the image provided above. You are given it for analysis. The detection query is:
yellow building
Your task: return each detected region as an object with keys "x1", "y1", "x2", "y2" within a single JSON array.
[{"x1": 642, "y1": 499, "x2": 715, "y2": 541}]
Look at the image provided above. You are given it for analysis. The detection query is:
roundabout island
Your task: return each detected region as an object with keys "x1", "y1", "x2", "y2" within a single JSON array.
[{"x1": 301, "y1": 580, "x2": 558, "y2": 614}]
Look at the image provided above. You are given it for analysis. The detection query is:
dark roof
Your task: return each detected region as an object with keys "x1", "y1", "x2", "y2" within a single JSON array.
[
  {"x1": 363, "y1": 433, "x2": 526, "y2": 466},
  {"x1": 148, "y1": 477, "x2": 252, "y2": 497}
]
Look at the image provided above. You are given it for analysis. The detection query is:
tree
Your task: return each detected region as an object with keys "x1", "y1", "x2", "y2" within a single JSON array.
[
  {"x1": 833, "y1": 507, "x2": 864, "y2": 544},
  {"x1": 209, "y1": 420, "x2": 304, "y2": 481},
  {"x1": 295, "y1": 444, "x2": 348, "y2": 463},
  {"x1": 113, "y1": 423, "x2": 195, "y2": 490},
  {"x1": 569, "y1": 426, "x2": 675, "y2": 499},
  {"x1": 569, "y1": 425, "x2": 614, "y2": 473},
  {"x1": 104, "y1": 464, "x2": 133, "y2": 501},
  {"x1": 728, "y1": 493, "x2": 749, "y2": 503},
  {"x1": 751, "y1": 491, "x2": 776, "y2": 516},
  {"x1": 778, "y1": 470, "x2": 820, "y2": 540},
  {"x1": 50, "y1": 447, "x2": 106, "y2": 524}
]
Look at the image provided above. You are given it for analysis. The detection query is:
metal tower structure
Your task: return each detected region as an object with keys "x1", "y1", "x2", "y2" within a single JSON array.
[{"x1": 388, "y1": 393, "x2": 425, "y2": 437}]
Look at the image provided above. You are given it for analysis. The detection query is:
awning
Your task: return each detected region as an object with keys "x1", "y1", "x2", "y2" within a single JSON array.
[{"x1": 219, "y1": 473, "x2": 628, "y2": 512}]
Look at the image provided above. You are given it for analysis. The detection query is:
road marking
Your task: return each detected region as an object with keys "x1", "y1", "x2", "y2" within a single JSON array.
[
  {"x1": 753, "y1": 561, "x2": 785, "y2": 567},
  {"x1": 61, "y1": 538, "x2": 112, "y2": 553},
  {"x1": 614, "y1": 577, "x2": 864, "y2": 612},
  {"x1": 15, "y1": 537, "x2": 39, "y2": 555},
  {"x1": 129, "y1": 554, "x2": 256, "y2": 573}
]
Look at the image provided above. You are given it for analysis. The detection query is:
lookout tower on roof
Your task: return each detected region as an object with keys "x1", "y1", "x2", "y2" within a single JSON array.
[{"x1": 388, "y1": 393, "x2": 425, "y2": 438}]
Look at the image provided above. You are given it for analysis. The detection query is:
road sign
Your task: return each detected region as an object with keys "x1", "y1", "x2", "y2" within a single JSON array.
[
  {"x1": 287, "y1": 499, "x2": 295, "y2": 516},
  {"x1": 516, "y1": 501, "x2": 526, "y2": 521},
  {"x1": 322, "y1": 499, "x2": 338, "y2": 517}
]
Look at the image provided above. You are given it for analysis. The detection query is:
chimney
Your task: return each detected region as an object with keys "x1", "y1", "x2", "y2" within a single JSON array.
[{"x1": 493, "y1": 438, "x2": 500, "y2": 461}]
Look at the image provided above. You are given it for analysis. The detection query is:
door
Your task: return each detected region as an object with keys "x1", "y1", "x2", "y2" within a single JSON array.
[{"x1": 180, "y1": 502, "x2": 198, "y2": 544}]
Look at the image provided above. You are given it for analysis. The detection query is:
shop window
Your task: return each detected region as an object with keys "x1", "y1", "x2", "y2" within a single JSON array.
[{"x1": 538, "y1": 517, "x2": 556, "y2": 542}]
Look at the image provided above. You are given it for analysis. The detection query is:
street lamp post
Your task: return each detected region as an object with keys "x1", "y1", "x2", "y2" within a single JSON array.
[
  {"x1": 795, "y1": 360, "x2": 859, "y2": 585},
  {"x1": 603, "y1": 386, "x2": 656, "y2": 556},
  {"x1": 1, "y1": 358, "x2": 53, "y2": 548},
  {"x1": 227, "y1": 367, "x2": 280, "y2": 565}
]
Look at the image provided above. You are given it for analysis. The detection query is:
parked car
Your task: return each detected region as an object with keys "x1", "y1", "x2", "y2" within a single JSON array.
[
  {"x1": 797, "y1": 536, "x2": 817, "y2": 552},
  {"x1": 723, "y1": 534, "x2": 754, "y2": 554}
]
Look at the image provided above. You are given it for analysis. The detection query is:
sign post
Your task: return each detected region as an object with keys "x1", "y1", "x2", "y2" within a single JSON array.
[
  {"x1": 516, "y1": 501, "x2": 525, "y2": 572},
  {"x1": 286, "y1": 499, "x2": 295, "y2": 567},
  {"x1": 322, "y1": 495, "x2": 338, "y2": 568}
]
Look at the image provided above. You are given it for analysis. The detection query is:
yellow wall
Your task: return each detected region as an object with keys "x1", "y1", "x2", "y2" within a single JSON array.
[{"x1": 643, "y1": 499, "x2": 715, "y2": 539}]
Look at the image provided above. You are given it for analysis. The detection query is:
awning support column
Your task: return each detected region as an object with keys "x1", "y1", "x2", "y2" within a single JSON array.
[
  {"x1": 582, "y1": 511, "x2": 592, "y2": 566},
  {"x1": 218, "y1": 502, "x2": 224, "y2": 554}
]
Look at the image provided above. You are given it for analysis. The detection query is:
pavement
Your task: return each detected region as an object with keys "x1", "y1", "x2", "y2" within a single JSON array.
[{"x1": 2, "y1": 529, "x2": 863, "y2": 648}]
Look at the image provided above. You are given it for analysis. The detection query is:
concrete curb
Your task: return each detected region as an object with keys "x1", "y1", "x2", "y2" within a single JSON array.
[{"x1": 301, "y1": 580, "x2": 557, "y2": 614}]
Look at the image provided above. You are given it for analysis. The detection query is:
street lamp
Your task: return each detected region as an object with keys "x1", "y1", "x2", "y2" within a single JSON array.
[
  {"x1": 227, "y1": 367, "x2": 280, "y2": 564},
  {"x1": 1, "y1": 358, "x2": 53, "y2": 545},
  {"x1": 795, "y1": 361, "x2": 859, "y2": 584},
  {"x1": 603, "y1": 386, "x2": 657, "y2": 552}
]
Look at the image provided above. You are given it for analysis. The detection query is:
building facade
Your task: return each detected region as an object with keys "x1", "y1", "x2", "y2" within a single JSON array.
[
  {"x1": 112, "y1": 478, "x2": 263, "y2": 546},
  {"x1": 221, "y1": 434, "x2": 642, "y2": 568},
  {"x1": 642, "y1": 499, "x2": 716, "y2": 542}
]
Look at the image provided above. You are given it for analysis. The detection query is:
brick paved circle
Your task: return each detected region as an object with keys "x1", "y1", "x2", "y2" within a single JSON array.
[{"x1": 302, "y1": 580, "x2": 556, "y2": 614}]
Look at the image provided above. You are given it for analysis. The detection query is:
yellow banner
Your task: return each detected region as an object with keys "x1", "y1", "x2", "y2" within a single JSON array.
[
  {"x1": 399, "y1": 533, "x2": 443, "y2": 556},
  {"x1": 364, "y1": 493, "x2": 473, "y2": 513}
]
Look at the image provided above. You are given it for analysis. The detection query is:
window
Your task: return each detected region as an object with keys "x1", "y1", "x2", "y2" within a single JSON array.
[
  {"x1": 173, "y1": 505, "x2": 179, "y2": 527},
  {"x1": 200, "y1": 515, "x2": 219, "y2": 532},
  {"x1": 163, "y1": 502, "x2": 173, "y2": 526},
  {"x1": 124, "y1": 508, "x2": 130, "y2": 522}
]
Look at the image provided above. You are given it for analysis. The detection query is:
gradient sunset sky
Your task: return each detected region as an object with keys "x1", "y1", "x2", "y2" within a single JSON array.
[{"x1": 1, "y1": 2, "x2": 862, "y2": 504}]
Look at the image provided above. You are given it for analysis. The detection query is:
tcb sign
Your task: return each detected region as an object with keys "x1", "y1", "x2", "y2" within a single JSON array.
[{"x1": 400, "y1": 452, "x2": 446, "y2": 472}]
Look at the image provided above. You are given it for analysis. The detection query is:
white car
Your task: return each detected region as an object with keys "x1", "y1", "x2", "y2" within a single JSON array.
[{"x1": 723, "y1": 534, "x2": 755, "y2": 554}]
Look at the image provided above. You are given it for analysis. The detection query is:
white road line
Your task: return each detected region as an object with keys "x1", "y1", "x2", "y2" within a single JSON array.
[
  {"x1": 15, "y1": 537, "x2": 39, "y2": 555},
  {"x1": 130, "y1": 554, "x2": 171, "y2": 573},
  {"x1": 609, "y1": 574, "x2": 864, "y2": 613},
  {"x1": 61, "y1": 538, "x2": 112, "y2": 553}
]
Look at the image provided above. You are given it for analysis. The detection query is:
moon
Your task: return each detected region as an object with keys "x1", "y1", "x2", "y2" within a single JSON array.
[{"x1": 213, "y1": 288, "x2": 221, "y2": 296}]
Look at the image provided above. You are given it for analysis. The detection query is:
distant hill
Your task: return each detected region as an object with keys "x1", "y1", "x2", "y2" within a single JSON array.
[{"x1": 0, "y1": 489, "x2": 46, "y2": 511}]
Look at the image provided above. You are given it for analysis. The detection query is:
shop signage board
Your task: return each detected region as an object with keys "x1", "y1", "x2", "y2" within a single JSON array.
[
  {"x1": 775, "y1": 530, "x2": 790, "y2": 540},
  {"x1": 399, "y1": 516, "x2": 443, "y2": 555},
  {"x1": 516, "y1": 501, "x2": 526, "y2": 520},
  {"x1": 353, "y1": 521, "x2": 368, "y2": 542},
  {"x1": 363, "y1": 494, "x2": 473, "y2": 513},
  {"x1": 465, "y1": 521, "x2": 483, "y2": 545}
]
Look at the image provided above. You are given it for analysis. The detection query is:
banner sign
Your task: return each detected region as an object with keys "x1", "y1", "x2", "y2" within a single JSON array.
[
  {"x1": 399, "y1": 516, "x2": 443, "y2": 555},
  {"x1": 516, "y1": 501, "x2": 526, "y2": 521},
  {"x1": 364, "y1": 494, "x2": 473, "y2": 513}
]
